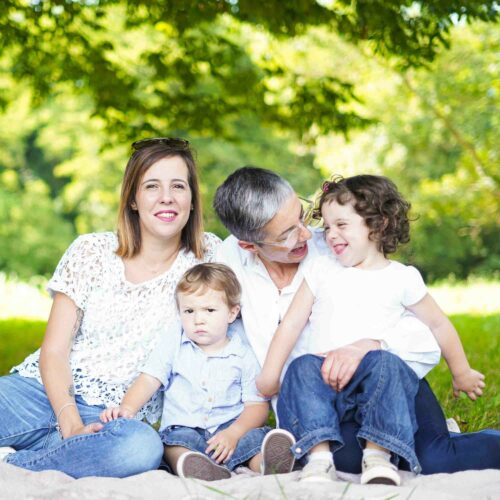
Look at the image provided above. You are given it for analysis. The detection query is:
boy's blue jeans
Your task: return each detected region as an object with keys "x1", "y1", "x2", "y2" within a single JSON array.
[
  {"x1": 160, "y1": 420, "x2": 271, "y2": 471},
  {"x1": 278, "y1": 351, "x2": 421, "y2": 473},
  {"x1": 0, "y1": 373, "x2": 164, "y2": 478}
]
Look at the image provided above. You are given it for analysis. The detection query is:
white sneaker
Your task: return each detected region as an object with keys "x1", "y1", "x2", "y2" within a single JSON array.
[
  {"x1": 446, "y1": 418, "x2": 461, "y2": 433},
  {"x1": 0, "y1": 447, "x2": 15, "y2": 462},
  {"x1": 360, "y1": 454, "x2": 401, "y2": 486},
  {"x1": 299, "y1": 459, "x2": 336, "y2": 483},
  {"x1": 261, "y1": 429, "x2": 296, "y2": 475}
]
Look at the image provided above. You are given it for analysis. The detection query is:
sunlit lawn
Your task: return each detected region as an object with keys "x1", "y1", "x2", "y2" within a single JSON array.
[{"x1": 0, "y1": 277, "x2": 498, "y2": 431}]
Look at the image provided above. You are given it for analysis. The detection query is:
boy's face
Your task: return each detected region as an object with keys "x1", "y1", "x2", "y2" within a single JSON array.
[{"x1": 177, "y1": 288, "x2": 240, "y2": 353}]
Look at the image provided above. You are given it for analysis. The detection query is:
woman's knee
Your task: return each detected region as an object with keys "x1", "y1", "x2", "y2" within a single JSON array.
[{"x1": 110, "y1": 419, "x2": 163, "y2": 475}]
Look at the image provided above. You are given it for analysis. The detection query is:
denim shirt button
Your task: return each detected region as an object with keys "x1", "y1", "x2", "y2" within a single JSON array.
[{"x1": 295, "y1": 447, "x2": 302, "y2": 453}]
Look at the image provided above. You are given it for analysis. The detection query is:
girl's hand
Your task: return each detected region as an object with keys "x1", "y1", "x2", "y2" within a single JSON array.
[
  {"x1": 205, "y1": 428, "x2": 239, "y2": 464},
  {"x1": 256, "y1": 374, "x2": 280, "y2": 398},
  {"x1": 100, "y1": 405, "x2": 136, "y2": 423},
  {"x1": 452, "y1": 369, "x2": 485, "y2": 401}
]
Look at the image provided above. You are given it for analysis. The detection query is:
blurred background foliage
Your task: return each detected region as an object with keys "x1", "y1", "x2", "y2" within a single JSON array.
[{"x1": 0, "y1": 1, "x2": 498, "y2": 282}]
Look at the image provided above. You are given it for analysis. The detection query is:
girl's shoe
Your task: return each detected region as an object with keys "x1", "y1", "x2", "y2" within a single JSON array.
[
  {"x1": 299, "y1": 459, "x2": 336, "y2": 482},
  {"x1": 177, "y1": 451, "x2": 231, "y2": 481},
  {"x1": 261, "y1": 429, "x2": 296, "y2": 475},
  {"x1": 360, "y1": 454, "x2": 401, "y2": 486}
]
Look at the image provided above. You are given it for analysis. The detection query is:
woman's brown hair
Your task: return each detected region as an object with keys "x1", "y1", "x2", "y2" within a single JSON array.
[{"x1": 116, "y1": 138, "x2": 204, "y2": 259}]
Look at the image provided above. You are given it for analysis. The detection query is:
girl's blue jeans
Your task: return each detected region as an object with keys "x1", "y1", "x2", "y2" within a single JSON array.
[
  {"x1": 278, "y1": 352, "x2": 500, "y2": 474},
  {"x1": 0, "y1": 373, "x2": 164, "y2": 478},
  {"x1": 160, "y1": 420, "x2": 271, "y2": 471},
  {"x1": 278, "y1": 351, "x2": 421, "y2": 472}
]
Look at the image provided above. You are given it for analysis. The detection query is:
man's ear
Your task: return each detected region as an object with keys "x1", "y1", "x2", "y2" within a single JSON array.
[{"x1": 237, "y1": 240, "x2": 259, "y2": 254}]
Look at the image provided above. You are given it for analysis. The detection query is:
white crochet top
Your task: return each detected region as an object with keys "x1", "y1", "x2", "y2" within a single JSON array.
[{"x1": 13, "y1": 231, "x2": 221, "y2": 422}]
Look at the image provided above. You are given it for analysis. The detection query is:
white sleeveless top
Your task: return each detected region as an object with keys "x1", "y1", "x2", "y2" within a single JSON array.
[{"x1": 13, "y1": 231, "x2": 221, "y2": 422}]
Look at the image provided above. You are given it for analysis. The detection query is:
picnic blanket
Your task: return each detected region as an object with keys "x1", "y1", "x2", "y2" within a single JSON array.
[{"x1": 1, "y1": 462, "x2": 499, "y2": 499}]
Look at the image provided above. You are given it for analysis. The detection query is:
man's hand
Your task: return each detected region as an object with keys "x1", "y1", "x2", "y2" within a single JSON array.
[
  {"x1": 452, "y1": 368, "x2": 485, "y2": 401},
  {"x1": 205, "y1": 428, "x2": 240, "y2": 464}
]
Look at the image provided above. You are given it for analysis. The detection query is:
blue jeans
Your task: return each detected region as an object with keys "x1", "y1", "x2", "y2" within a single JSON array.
[
  {"x1": 278, "y1": 354, "x2": 500, "y2": 474},
  {"x1": 0, "y1": 374, "x2": 164, "y2": 478},
  {"x1": 160, "y1": 420, "x2": 271, "y2": 471},
  {"x1": 278, "y1": 351, "x2": 421, "y2": 472}
]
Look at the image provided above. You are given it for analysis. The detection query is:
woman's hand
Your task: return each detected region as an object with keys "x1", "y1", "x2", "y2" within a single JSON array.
[
  {"x1": 205, "y1": 428, "x2": 240, "y2": 464},
  {"x1": 100, "y1": 405, "x2": 136, "y2": 423},
  {"x1": 452, "y1": 368, "x2": 485, "y2": 401},
  {"x1": 63, "y1": 422, "x2": 103, "y2": 439}
]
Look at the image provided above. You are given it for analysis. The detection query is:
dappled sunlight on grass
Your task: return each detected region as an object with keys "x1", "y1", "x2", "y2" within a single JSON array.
[
  {"x1": 428, "y1": 279, "x2": 499, "y2": 314},
  {"x1": 0, "y1": 273, "x2": 52, "y2": 320}
]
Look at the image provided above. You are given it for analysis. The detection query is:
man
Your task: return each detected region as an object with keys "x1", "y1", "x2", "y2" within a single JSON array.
[{"x1": 213, "y1": 166, "x2": 500, "y2": 481}]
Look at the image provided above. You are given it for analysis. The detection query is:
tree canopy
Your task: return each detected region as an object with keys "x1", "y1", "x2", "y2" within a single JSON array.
[
  {"x1": 1, "y1": 1, "x2": 497, "y2": 140},
  {"x1": 0, "y1": 1, "x2": 498, "y2": 281}
]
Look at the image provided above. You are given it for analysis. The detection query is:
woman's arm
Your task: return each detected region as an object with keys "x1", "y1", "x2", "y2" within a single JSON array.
[
  {"x1": 39, "y1": 293, "x2": 102, "y2": 438},
  {"x1": 256, "y1": 279, "x2": 314, "y2": 397},
  {"x1": 205, "y1": 402, "x2": 269, "y2": 463},
  {"x1": 408, "y1": 293, "x2": 485, "y2": 400}
]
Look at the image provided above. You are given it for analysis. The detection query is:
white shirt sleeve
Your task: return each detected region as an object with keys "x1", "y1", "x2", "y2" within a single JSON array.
[
  {"x1": 140, "y1": 320, "x2": 182, "y2": 387},
  {"x1": 47, "y1": 234, "x2": 105, "y2": 309},
  {"x1": 401, "y1": 265, "x2": 428, "y2": 306}
]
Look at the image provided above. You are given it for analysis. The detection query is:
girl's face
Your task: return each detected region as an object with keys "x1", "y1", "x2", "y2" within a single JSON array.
[
  {"x1": 322, "y1": 199, "x2": 386, "y2": 269},
  {"x1": 134, "y1": 156, "x2": 192, "y2": 245}
]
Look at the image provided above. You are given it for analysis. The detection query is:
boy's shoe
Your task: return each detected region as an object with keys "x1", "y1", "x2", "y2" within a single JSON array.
[
  {"x1": 0, "y1": 447, "x2": 15, "y2": 462},
  {"x1": 446, "y1": 418, "x2": 461, "y2": 433},
  {"x1": 261, "y1": 429, "x2": 296, "y2": 475},
  {"x1": 177, "y1": 451, "x2": 231, "y2": 481},
  {"x1": 360, "y1": 454, "x2": 401, "y2": 486},
  {"x1": 299, "y1": 459, "x2": 336, "y2": 483}
]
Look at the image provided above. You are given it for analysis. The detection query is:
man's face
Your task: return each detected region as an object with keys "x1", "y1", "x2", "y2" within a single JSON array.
[{"x1": 249, "y1": 194, "x2": 312, "y2": 265}]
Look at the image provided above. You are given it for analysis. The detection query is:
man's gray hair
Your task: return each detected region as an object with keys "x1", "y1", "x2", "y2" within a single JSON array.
[{"x1": 213, "y1": 166, "x2": 295, "y2": 242}]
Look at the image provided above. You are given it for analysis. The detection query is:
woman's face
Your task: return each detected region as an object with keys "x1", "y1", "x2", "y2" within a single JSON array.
[{"x1": 134, "y1": 156, "x2": 192, "y2": 245}]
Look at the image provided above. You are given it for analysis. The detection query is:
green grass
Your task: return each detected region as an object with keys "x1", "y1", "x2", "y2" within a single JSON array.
[{"x1": 1, "y1": 314, "x2": 498, "y2": 431}]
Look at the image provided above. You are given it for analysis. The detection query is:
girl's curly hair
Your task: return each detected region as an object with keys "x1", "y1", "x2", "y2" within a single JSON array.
[{"x1": 316, "y1": 175, "x2": 411, "y2": 255}]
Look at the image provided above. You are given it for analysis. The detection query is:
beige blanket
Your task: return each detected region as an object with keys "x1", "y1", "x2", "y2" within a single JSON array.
[{"x1": 1, "y1": 463, "x2": 499, "y2": 499}]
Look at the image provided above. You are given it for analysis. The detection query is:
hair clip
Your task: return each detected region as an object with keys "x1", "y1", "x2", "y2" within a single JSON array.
[{"x1": 322, "y1": 181, "x2": 331, "y2": 193}]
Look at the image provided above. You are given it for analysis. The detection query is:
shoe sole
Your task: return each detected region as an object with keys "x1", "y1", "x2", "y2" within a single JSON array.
[
  {"x1": 361, "y1": 465, "x2": 401, "y2": 486},
  {"x1": 178, "y1": 452, "x2": 231, "y2": 481},
  {"x1": 366, "y1": 477, "x2": 399, "y2": 485},
  {"x1": 262, "y1": 430, "x2": 296, "y2": 475}
]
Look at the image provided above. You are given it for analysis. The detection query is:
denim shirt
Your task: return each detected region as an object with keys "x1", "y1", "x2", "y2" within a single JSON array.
[{"x1": 141, "y1": 319, "x2": 267, "y2": 432}]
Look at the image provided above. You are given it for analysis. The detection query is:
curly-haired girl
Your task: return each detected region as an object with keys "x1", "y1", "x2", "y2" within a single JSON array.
[{"x1": 257, "y1": 174, "x2": 484, "y2": 486}]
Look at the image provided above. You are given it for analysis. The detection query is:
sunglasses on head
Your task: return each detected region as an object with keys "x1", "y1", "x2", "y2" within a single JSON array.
[{"x1": 131, "y1": 137, "x2": 190, "y2": 151}]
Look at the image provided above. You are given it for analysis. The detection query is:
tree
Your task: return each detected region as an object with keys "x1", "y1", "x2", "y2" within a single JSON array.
[{"x1": 1, "y1": 1, "x2": 497, "y2": 141}]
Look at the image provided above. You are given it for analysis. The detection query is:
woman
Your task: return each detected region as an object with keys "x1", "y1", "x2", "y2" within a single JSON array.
[{"x1": 0, "y1": 138, "x2": 220, "y2": 478}]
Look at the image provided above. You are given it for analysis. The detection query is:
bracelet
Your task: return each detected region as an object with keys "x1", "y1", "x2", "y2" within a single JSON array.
[{"x1": 55, "y1": 402, "x2": 77, "y2": 438}]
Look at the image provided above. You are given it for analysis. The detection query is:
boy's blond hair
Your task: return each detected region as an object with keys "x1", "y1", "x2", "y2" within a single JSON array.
[{"x1": 175, "y1": 263, "x2": 241, "y2": 308}]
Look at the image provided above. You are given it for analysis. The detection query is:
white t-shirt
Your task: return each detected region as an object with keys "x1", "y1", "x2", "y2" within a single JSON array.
[
  {"x1": 13, "y1": 231, "x2": 220, "y2": 422},
  {"x1": 304, "y1": 254, "x2": 441, "y2": 377},
  {"x1": 216, "y1": 229, "x2": 330, "y2": 368}
]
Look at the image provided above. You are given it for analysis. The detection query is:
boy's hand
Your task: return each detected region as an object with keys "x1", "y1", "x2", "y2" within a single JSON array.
[
  {"x1": 205, "y1": 428, "x2": 239, "y2": 464},
  {"x1": 100, "y1": 405, "x2": 136, "y2": 423},
  {"x1": 452, "y1": 369, "x2": 485, "y2": 401},
  {"x1": 256, "y1": 374, "x2": 280, "y2": 398}
]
